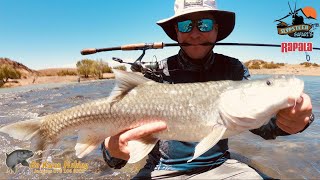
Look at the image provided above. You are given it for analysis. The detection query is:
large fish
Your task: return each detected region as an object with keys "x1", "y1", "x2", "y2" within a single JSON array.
[{"x1": 0, "y1": 70, "x2": 304, "y2": 163}]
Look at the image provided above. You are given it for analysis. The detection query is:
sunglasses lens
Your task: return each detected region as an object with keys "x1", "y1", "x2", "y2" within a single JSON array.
[
  {"x1": 198, "y1": 19, "x2": 214, "y2": 32},
  {"x1": 177, "y1": 20, "x2": 193, "y2": 33}
]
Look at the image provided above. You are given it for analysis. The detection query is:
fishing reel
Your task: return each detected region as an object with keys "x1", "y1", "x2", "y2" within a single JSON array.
[{"x1": 112, "y1": 48, "x2": 163, "y2": 82}]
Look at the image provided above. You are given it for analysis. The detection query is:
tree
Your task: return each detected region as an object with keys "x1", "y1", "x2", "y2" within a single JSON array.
[
  {"x1": 92, "y1": 59, "x2": 105, "y2": 79},
  {"x1": 0, "y1": 65, "x2": 21, "y2": 83},
  {"x1": 76, "y1": 59, "x2": 112, "y2": 78},
  {"x1": 76, "y1": 59, "x2": 96, "y2": 78}
]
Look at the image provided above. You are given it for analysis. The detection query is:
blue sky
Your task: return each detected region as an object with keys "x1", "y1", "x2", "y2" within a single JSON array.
[{"x1": 1, "y1": 0, "x2": 319, "y2": 70}]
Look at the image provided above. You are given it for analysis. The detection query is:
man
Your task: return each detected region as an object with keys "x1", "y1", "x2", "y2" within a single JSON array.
[{"x1": 101, "y1": 0, "x2": 314, "y2": 179}]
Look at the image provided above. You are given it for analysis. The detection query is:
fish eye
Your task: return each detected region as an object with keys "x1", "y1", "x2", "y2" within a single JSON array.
[{"x1": 266, "y1": 80, "x2": 272, "y2": 86}]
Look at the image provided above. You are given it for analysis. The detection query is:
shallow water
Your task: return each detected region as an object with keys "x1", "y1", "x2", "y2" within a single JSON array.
[{"x1": 0, "y1": 76, "x2": 319, "y2": 179}]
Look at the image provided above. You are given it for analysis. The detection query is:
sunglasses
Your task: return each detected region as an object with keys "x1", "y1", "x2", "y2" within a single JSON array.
[{"x1": 177, "y1": 18, "x2": 215, "y2": 33}]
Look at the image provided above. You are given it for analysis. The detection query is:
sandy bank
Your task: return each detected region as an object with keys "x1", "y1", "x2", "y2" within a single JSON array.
[
  {"x1": 249, "y1": 64, "x2": 320, "y2": 76},
  {"x1": 2, "y1": 73, "x2": 115, "y2": 88},
  {"x1": 2, "y1": 65, "x2": 319, "y2": 89}
]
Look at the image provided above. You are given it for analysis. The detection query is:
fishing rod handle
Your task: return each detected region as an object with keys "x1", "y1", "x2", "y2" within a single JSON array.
[
  {"x1": 81, "y1": 48, "x2": 97, "y2": 55},
  {"x1": 121, "y1": 42, "x2": 164, "y2": 50}
]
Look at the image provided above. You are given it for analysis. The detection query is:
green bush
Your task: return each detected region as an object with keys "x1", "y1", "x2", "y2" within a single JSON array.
[
  {"x1": 250, "y1": 64, "x2": 261, "y2": 69},
  {"x1": 252, "y1": 61, "x2": 261, "y2": 66},
  {"x1": 93, "y1": 60, "x2": 112, "y2": 79},
  {"x1": 57, "y1": 70, "x2": 77, "y2": 76},
  {"x1": 259, "y1": 61, "x2": 267, "y2": 64},
  {"x1": 244, "y1": 61, "x2": 250, "y2": 67},
  {"x1": 300, "y1": 62, "x2": 313, "y2": 67},
  {"x1": 262, "y1": 62, "x2": 280, "y2": 69},
  {"x1": 304, "y1": 62, "x2": 312, "y2": 67},
  {"x1": 76, "y1": 59, "x2": 95, "y2": 78},
  {"x1": 76, "y1": 59, "x2": 112, "y2": 78},
  {"x1": 113, "y1": 65, "x2": 127, "y2": 71},
  {"x1": 0, "y1": 65, "x2": 21, "y2": 83},
  {"x1": 245, "y1": 60, "x2": 285, "y2": 69}
]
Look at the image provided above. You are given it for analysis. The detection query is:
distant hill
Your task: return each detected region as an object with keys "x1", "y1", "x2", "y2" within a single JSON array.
[
  {"x1": 0, "y1": 57, "x2": 38, "y2": 77},
  {"x1": 0, "y1": 58, "x2": 79, "y2": 77}
]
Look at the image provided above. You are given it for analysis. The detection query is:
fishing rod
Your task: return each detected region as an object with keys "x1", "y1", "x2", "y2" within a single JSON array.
[
  {"x1": 80, "y1": 42, "x2": 319, "y2": 80},
  {"x1": 80, "y1": 42, "x2": 320, "y2": 55}
]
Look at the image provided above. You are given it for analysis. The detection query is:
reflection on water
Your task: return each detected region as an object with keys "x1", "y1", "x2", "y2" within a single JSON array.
[{"x1": 0, "y1": 76, "x2": 319, "y2": 179}]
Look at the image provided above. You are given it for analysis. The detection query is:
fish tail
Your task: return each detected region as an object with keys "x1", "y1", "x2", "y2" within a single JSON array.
[
  {"x1": 0, "y1": 118, "x2": 42, "y2": 141},
  {"x1": 0, "y1": 118, "x2": 46, "y2": 161}
]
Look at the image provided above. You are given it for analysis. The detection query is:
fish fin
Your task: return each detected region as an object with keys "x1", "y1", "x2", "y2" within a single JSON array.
[
  {"x1": 12, "y1": 166, "x2": 16, "y2": 173},
  {"x1": 127, "y1": 136, "x2": 158, "y2": 164},
  {"x1": 0, "y1": 118, "x2": 42, "y2": 141},
  {"x1": 107, "y1": 70, "x2": 152, "y2": 104},
  {"x1": 21, "y1": 160, "x2": 29, "y2": 167},
  {"x1": 188, "y1": 125, "x2": 227, "y2": 163},
  {"x1": 75, "y1": 129, "x2": 105, "y2": 158},
  {"x1": 0, "y1": 118, "x2": 54, "y2": 164}
]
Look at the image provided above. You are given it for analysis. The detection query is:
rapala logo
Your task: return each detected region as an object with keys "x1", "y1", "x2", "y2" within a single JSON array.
[
  {"x1": 275, "y1": 2, "x2": 318, "y2": 38},
  {"x1": 281, "y1": 42, "x2": 313, "y2": 53}
]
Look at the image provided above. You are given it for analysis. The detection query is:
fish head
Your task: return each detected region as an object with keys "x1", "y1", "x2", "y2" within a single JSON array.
[
  {"x1": 218, "y1": 76, "x2": 304, "y2": 130},
  {"x1": 17, "y1": 150, "x2": 34, "y2": 159}
]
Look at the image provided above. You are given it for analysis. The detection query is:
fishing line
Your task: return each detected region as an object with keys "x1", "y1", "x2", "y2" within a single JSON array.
[{"x1": 30, "y1": 148, "x2": 63, "y2": 162}]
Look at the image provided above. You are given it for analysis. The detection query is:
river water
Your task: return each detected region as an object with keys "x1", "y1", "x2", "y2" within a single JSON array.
[{"x1": 0, "y1": 75, "x2": 319, "y2": 179}]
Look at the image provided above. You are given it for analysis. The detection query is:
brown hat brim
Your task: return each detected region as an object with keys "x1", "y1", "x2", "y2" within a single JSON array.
[{"x1": 157, "y1": 10, "x2": 235, "y2": 42}]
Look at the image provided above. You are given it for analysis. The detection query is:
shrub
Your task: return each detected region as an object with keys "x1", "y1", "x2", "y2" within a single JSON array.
[
  {"x1": 244, "y1": 61, "x2": 250, "y2": 67},
  {"x1": 300, "y1": 62, "x2": 313, "y2": 67},
  {"x1": 303, "y1": 62, "x2": 312, "y2": 67},
  {"x1": 57, "y1": 70, "x2": 77, "y2": 76},
  {"x1": 0, "y1": 65, "x2": 21, "y2": 82},
  {"x1": 252, "y1": 61, "x2": 261, "y2": 66},
  {"x1": 262, "y1": 62, "x2": 280, "y2": 69},
  {"x1": 250, "y1": 64, "x2": 261, "y2": 69},
  {"x1": 76, "y1": 59, "x2": 112, "y2": 78},
  {"x1": 113, "y1": 65, "x2": 127, "y2": 71},
  {"x1": 76, "y1": 59, "x2": 95, "y2": 78},
  {"x1": 93, "y1": 60, "x2": 112, "y2": 79}
]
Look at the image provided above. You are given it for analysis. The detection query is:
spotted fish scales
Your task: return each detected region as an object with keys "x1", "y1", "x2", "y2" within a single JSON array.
[{"x1": 0, "y1": 70, "x2": 304, "y2": 163}]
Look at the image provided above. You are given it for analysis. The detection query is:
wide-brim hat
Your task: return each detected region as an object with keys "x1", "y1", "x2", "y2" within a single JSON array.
[{"x1": 157, "y1": 0, "x2": 235, "y2": 42}]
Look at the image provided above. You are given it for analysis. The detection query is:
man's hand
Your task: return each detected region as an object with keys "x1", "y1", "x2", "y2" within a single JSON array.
[
  {"x1": 104, "y1": 121, "x2": 167, "y2": 160},
  {"x1": 276, "y1": 93, "x2": 313, "y2": 134}
]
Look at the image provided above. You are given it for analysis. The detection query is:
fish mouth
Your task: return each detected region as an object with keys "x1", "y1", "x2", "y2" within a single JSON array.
[
  {"x1": 287, "y1": 79, "x2": 304, "y2": 107},
  {"x1": 287, "y1": 93, "x2": 303, "y2": 108}
]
